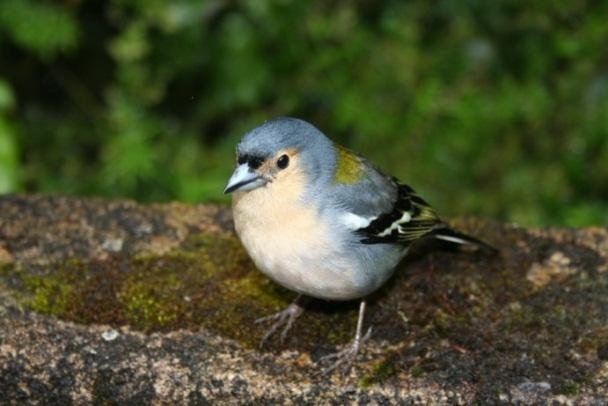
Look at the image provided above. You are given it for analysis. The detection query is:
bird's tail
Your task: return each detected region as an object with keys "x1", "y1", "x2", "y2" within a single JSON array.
[{"x1": 430, "y1": 227, "x2": 498, "y2": 254}]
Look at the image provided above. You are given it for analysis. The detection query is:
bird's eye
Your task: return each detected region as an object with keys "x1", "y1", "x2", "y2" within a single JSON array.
[
  {"x1": 237, "y1": 155, "x2": 248, "y2": 165},
  {"x1": 277, "y1": 154, "x2": 289, "y2": 169}
]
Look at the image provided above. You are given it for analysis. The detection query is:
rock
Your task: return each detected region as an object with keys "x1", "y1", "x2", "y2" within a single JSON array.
[
  {"x1": 511, "y1": 380, "x2": 552, "y2": 404},
  {"x1": 0, "y1": 246, "x2": 12, "y2": 266},
  {"x1": 527, "y1": 251, "x2": 577, "y2": 288},
  {"x1": 0, "y1": 194, "x2": 607, "y2": 403}
]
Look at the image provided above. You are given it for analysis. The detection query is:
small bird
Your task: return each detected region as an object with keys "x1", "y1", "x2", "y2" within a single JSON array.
[{"x1": 224, "y1": 117, "x2": 495, "y2": 373}]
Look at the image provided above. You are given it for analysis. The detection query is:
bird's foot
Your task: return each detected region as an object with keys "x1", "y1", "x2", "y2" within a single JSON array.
[
  {"x1": 319, "y1": 327, "x2": 372, "y2": 375},
  {"x1": 255, "y1": 301, "x2": 304, "y2": 349}
]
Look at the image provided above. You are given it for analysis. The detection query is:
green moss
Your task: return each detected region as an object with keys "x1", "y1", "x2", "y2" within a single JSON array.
[
  {"x1": 410, "y1": 366, "x2": 424, "y2": 378},
  {"x1": 560, "y1": 381, "x2": 580, "y2": 396},
  {"x1": 0, "y1": 232, "x2": 364, "y2": 350},
  {"x1": 24, "y1": 275, "x2": 73, "y2": 315},
  {"x1": 118, "y1": 273, "x2": 181, "y2": 330},
  {"x1": 431, "y1": 308, "x2": 451, "y2": 332},
  {"x1": 10, "y1": 266, "x2": 77, "y2": 316},
  {"x1": 358, "y1": 356, "x2": 397, "y2": 388},
  {"x1": 0, "y1": 264, "x2": 14, "y2": 282}
]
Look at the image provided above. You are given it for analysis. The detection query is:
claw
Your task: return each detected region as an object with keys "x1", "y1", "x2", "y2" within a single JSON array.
[
  {"x1": 319, "y1": 300, "x2": 372, "y2": 375},
  {"x1": 255, "y1": 312, "x2": 283, "y2": 324},
  {"x1": 255, "y1": 297, "x2": 304, "y2": 349},
  {"x1": 320, "y1": 327, "x2": 372, "y2": 374}
]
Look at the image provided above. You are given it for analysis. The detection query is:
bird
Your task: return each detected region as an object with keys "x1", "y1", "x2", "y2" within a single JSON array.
[{"x1": 223, "y1": 117, "x2": 496, "y2": 373}]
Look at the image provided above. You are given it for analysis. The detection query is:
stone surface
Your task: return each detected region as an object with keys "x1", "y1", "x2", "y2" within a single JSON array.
[{"x1": 0, "y1": 194, "x2": 607, "y2": 403}]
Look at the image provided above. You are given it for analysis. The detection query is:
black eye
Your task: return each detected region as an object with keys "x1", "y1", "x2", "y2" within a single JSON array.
[
  {"x1": 277, "y1": 154, "x2": 289, "y2": 169},
  {"x1": 237, "y1": 154, "x2": 248, "y2": 165}
]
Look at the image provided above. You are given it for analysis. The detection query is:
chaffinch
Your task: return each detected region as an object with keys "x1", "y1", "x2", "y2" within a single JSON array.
[{"x1": 224, "y1": 117, "x2": 495, "y2": 373}]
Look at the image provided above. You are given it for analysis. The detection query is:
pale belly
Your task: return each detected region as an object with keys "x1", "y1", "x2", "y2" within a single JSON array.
[{"x1": 232, "y1": 192, "x2": 369, "y2": 300}]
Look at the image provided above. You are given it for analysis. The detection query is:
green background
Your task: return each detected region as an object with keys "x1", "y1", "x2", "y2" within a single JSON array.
[{"x1": 0, "y1": 0, "x2": 607, "y2": 226}]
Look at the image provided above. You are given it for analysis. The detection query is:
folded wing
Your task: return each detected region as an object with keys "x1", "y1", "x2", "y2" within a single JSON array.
[{"x1": 355, "y1": 183, "x2": 444, "y2": 245}]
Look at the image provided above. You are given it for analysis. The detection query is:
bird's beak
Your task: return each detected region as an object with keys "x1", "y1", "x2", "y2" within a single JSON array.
[{"x1": 224, "y1": 164, "x2": 266, "y2": 194}]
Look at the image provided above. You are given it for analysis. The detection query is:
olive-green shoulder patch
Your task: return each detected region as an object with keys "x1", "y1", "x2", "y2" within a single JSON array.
[{"x1": 333, "y1": 145, "x2": 364, "y2": 184}]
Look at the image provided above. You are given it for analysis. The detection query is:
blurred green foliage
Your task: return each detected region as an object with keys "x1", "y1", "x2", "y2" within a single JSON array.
[{"x1": 0, "y1": 0, "x2": 607, "y2": 226}]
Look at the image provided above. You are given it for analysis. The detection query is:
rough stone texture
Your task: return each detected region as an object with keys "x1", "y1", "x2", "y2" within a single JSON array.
[{"x1": 0, "y1": 194, "x2": 607, "y2": 404}]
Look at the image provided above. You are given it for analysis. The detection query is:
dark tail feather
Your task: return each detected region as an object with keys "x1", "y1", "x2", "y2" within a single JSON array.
[{"x1": 430, "y1": 227, "x2": 498, "y2": 255}]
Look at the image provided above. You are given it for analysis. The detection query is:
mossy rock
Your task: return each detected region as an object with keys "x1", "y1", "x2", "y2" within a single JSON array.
[
  {"x1": 0, "y1": 195, "x2": 607, "y2": 403},
  {"x1": 1, "y1": 233, "x2": 361, "y2": 349}
]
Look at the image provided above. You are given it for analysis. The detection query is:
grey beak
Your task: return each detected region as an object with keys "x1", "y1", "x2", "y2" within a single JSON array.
[{"x1": 224, "y1": 164, "x2": 265, "y2": 194}]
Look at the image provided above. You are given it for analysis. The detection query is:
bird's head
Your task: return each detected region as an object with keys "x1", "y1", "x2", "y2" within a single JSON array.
[{"x1": 224, "y1": 117, "x2": 334, "y2": 195}]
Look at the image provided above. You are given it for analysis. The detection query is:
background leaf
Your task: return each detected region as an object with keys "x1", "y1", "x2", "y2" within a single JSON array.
[{"x1": 0, "y1": 0, "x2": 606, "y2": 226}]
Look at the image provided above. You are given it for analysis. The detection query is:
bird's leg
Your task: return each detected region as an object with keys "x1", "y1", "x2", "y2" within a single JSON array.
[
  {"x1": 255, "y1": 294, "x2": 304, "y2": 349},
  {"x1": 320, "y1": 299, "x2": 372, "y2": 374}
]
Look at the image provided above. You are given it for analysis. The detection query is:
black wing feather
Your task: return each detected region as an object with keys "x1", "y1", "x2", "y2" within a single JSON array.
[{"x1": 357, "y1": 183, "x2": 444, "y2": 245}]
